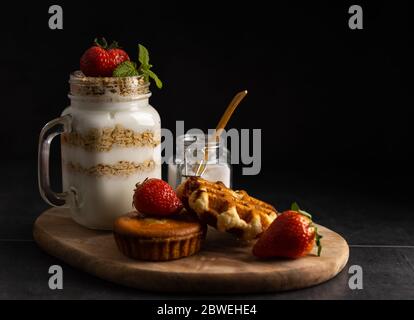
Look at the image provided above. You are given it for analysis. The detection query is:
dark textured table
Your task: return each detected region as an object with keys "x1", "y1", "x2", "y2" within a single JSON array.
[{"x1": 1, "y1": 161, "x2": 413, "y2": 300}]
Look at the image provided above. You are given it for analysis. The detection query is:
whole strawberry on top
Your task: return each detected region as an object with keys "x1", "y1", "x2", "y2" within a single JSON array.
[
  {"x1": 133, "y1": 178, "x2": 183, "y2": 217},
  {"x1": 80, "y1": 38, "x2": 130, "y2": 77},
  {"x1": 253, "y1": 203, "x2": 322, "y2": 259}
]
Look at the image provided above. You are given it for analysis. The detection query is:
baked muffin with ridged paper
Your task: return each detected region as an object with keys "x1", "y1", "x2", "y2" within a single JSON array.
[{"x1": 114, "y1": 211, "x2": 206, "y2": 261}]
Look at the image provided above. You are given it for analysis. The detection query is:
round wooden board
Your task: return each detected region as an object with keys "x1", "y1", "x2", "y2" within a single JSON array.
[{"x1": 33, "y1": 208, "x2": 349, "y2": 294}]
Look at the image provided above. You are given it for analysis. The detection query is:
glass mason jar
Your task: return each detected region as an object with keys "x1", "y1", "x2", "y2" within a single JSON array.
[
  {"x1": 38, "y1": 72, "x2": 161, "y2": 230},
  {"x1": 168, "y1": 134, "x2": 232, "y2": 189}
]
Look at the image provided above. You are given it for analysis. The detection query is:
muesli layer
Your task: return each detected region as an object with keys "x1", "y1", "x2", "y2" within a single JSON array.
[
  {"x1": 69, "y1": 71, "x2": 150, "y2": 98},
  {"x1": 62, "y1": 125, "x2": 160, "y2": 152},
  {"x1": 66, "y1": 160, "x2": 156, "y2": 177}
]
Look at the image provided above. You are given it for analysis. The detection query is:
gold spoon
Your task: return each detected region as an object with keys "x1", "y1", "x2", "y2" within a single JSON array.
[{"x1": 195, "y1": 90, "x2": 248, "y2": 176}]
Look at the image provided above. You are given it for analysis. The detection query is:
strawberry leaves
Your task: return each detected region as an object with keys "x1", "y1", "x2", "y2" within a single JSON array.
[
  {"x1": 291, "y1": 202, "x2": 312, "y2": 219},
  {"x1": 291, "y1": 202, "x2": 300, "y2": 212},
  {"x1": 291, "y1": 202, "x2": 323, "y2": 256},
  {"x1": 315, "y1": 226, "x2": 323, "y2": 256},
  {"x1": 94, "y1": 37, "x2": 108, "y2": 49},
  {"x1": 113, "y1": 43, "x2": 163, "y2": 89},
  {"x1": 94, "y1": 37, "x2": 120, "y2": 50}
]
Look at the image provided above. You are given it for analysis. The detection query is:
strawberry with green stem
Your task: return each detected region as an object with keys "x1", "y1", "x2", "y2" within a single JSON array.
[
  {"x1": 253, "y1": 202, "x2": 323, "y2": 259},
  {"x1": 133, "y1": 178, "x2": 182, "y2": 216},
  {"x1": 80, "y1": 38, "x2": 130, "y2": 77}
]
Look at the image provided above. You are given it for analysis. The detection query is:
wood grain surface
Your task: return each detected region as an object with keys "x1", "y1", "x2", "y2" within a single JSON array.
[{"x1": 33, "y1": 208, "x2": 349, "y2": 294}]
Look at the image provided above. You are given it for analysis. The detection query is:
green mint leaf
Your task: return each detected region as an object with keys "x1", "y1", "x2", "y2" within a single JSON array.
[
  {"x1": 140, "y1": 68, "x2": 150, "y2": 82},
  {"x1": 113, "y1": 61, "x2": 139, "y2": 77},
  {"x1": 147, "y1": 69, "x2": 163, "y2": 89},
  {"x1": 138, "y1": 44, "x2": 150, "y2": 67},
  {"x1": 136, "y1": 43, "x2": 163, "y2": 89}
]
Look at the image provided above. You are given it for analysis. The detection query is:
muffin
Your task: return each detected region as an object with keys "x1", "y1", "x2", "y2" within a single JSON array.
[{"x1": 113, "y1": 211, "x2": 207, "y2": 261}]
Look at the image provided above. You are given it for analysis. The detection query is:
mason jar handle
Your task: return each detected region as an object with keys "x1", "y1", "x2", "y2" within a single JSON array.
[{"x1": 38, "y1": 114, "x2": 72, "y2": 207}]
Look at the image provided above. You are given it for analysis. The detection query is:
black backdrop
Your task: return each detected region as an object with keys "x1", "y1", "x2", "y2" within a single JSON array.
[{"x1": 0, "y1": 1, "x2": 411, "y2": 199}]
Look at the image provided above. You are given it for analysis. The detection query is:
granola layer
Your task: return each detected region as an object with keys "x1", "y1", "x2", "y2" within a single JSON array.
[
  {"x1": 66, "y1": 160, "x2": 156, "y2": 177},
  {"x1": 62, "y1": 125, "x2": 160, "y2": 152},
  {"x1": 69, "y1": 71, "x2": 150, "y2": 98}
]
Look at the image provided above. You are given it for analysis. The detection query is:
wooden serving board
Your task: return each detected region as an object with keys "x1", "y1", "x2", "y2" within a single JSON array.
[{"x1": 33, "y1": 208, "x2": 349, "y2": 294}]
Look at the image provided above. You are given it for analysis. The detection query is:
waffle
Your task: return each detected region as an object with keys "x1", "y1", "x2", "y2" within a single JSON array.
[{"x1": 176, "y1": 177, "x2": 278, "y2": 240}]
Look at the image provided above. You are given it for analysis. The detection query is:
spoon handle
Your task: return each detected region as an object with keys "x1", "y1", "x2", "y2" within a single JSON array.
[{"x1": 195, "y1": 90, "x2": 248, "y2": 177}]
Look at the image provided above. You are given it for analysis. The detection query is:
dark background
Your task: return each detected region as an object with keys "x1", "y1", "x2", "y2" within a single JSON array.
[
  {"x1": 0, "y1": 1, "x2": 411, "y2": 199},
  {"x1": 0, "y1": 1, "x2": 414, "y2": 300}
]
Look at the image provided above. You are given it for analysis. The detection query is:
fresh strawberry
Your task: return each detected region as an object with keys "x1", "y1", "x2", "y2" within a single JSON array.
[
  {"x1": 80, "y1": 46, "x2": 112, "y2": 77},
  {"x1": 80, "y1": 38, "x2": 129, "y2": 77},
  {"x1": 107, "y1": 47, "x2": 130, "y2": 71},
  {"x1": 253, "y1": 203, "x2": 322, "y2": 259},
  {"x1": 133, "y1": 178, "x2": 183, "y2": 216}
]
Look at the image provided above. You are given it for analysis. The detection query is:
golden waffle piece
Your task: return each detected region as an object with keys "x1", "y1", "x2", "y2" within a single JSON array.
[{"x1": 176, "y1": 177, "x2": 278, "y2": 240}]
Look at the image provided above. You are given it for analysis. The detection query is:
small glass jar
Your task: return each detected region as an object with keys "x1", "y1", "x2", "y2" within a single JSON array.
[{"x1": 168, "y1": 134, "x2": 232, "y2": 189}]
